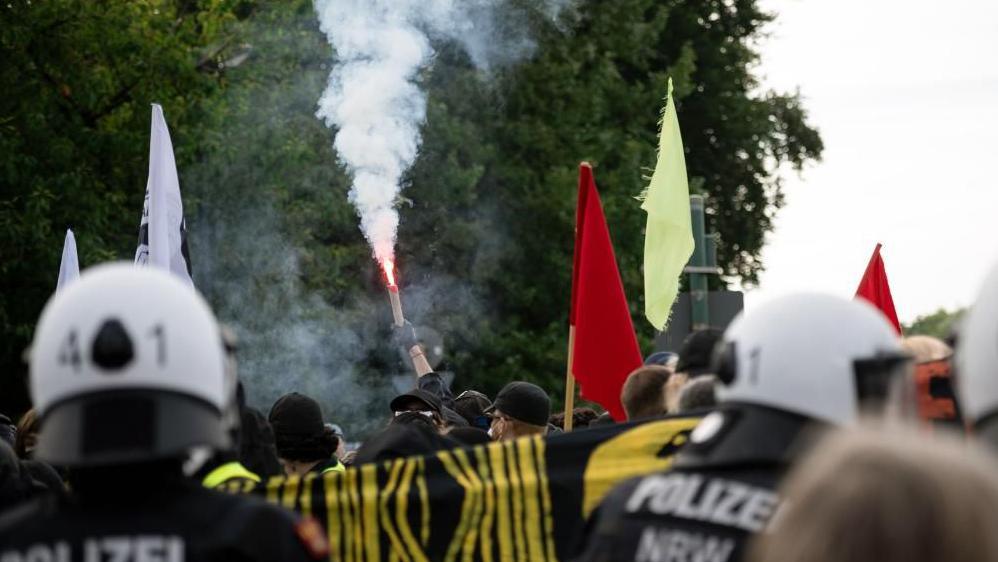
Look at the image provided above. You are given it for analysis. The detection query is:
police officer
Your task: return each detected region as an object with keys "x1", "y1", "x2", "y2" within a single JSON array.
[
  {"x1": 957, "y1": 260, "x2": 998, "y2": 448},
  {"x1": 573, "y1": 293, "x2": 912, "y2": 562},
  {"x1": 0, "y1": 264, "x2": 327, "y2": 561}
]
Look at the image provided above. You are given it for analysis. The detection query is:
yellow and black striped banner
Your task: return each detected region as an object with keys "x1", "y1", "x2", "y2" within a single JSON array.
[{"x1": 254, "y1": 415, "x2": 700, "y2": 561}]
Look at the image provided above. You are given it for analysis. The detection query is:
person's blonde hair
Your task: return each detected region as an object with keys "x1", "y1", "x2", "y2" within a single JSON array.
[
  {"x1": 750, "y1": 426, "x2": 998, "y2": 562},
  {"x1": 505, "y1": 418, "x2": 547, "y2": 438},
  {"x1": 902, "y1": 335, "x2": 952, "y2": 363}
]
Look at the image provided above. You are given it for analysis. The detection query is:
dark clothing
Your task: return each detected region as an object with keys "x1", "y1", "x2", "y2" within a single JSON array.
[
  {"x1": 0, "y1": 415, "x2": 14, "y2": 449},
  {"x1": 574, "y1": 405, "x2": 816, "y2": 562},
  {"x1": 0, "y1": 465, "x2": 322, "y2": 561},
  {"x1": 353, "y1": 424, "x2": 457, "y2": 465},
  {"x1": 416, "y1": 372, "x2": 454, "y2": 410},
  {"x1": 589, "y1": 412, "x2": 616, "y2": 427},
  {"x1": 390, "y1": 388, "x2": 443, "y2": 414},
  {"x1": 574, "y1": 465, "x2": 780, "y2": 562},
  {"x1": 310, "y1": 458, "x2": 345, "y2": 475},
  {"x1": 486, "y1": 381, "x2": 551, "y2": 427},
  {"x1": 20, "y1": 460, "x2": 65, "y2": 496},
  {"x1": 268, "y1": 393, "x2": 337, "y2": 463},
  {"x1": 239, "y1": 407, "x2": 282, "y2": 479},
  {"x1": 447, "y1": 427, "x2": 491, "y2": 446}
]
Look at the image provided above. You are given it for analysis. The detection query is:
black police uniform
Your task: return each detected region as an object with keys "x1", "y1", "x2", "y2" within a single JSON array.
[
  {"x1": 0, "y1": 464, "x2": 325, "y2": 561},
  {"x1": 574, "y1": 405, "x2": 818, "y2": 562}
]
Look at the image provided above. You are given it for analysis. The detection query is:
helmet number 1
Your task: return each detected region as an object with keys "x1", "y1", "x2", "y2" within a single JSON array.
[
  {"x1": 58, "y1": 329, "x2": 82, "y2": 372},
  {"x1": 149, "y1": 323, "x2": 166, "y2": 366}
]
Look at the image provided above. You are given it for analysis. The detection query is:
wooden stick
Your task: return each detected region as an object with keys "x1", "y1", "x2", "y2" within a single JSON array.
[
  {"x1": 388, "y1": 286, "x2": 405, "y2": 327},
  {"x1": 563, "y1": 325, "x2": 576, "y2": 431}
]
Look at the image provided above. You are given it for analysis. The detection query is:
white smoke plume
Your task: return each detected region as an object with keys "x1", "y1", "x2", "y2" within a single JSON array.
[{"x1": 314, "y1": 0, "x2": 571, "y2": 264}]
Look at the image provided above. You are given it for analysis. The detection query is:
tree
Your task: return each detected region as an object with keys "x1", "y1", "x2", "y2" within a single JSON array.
[
  {"x1": 423, "y1": 0, "x2": 824, "y2": 401},
  {"x1": 0, "y1": 0, "x2": 241, "y2": 414},
  {"x1": 904, "y1": 308, "x2": 964, "y2": 341},
  {"x1": 0, "y1": 0, "x2": 822, "y2": 432}
]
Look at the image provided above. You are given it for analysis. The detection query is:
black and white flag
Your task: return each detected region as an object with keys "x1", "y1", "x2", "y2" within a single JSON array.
[
  {"x1": 135, "y1": 104, "x2": 193, "y2": 285},
  {"x1": 56, "y1": 228, "x2": 80, "y2": 292}
]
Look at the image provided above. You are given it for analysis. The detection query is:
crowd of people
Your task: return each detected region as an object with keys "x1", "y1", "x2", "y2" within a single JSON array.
[{"x1": 2, "y1": 259, "x2": 998, "y2": 562}]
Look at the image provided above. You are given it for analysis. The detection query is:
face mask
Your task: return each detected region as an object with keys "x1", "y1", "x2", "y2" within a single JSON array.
[
  {"x1": 394, "y1": 410, "x2": 434, "y2": 419},
  {"x1": 487, "y1": 426, "x2": 494, "y2": 438}
]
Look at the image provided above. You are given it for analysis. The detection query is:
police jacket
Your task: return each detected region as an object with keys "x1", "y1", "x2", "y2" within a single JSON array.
[
  {"x1": 0, "y1": 462, "x2": 326, "y2": 561},
  {"x1": 201, "y1": 461, "x2": 262, "y2": 493},
  {"x1": 573, "y1": 405, "x2": 821, "y2": 562}
]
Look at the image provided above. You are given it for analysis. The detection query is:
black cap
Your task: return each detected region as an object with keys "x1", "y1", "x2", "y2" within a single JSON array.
[
  {"x1": 486, "y1": 381, "x2": 550, "y2": 427},
  {"x1": 676, "y1": 329, "x2": 723, "y2": 376},
  {"x1": 389, "y1": 389, "x2": 442, "y2": 415},
  {"x1": 268, "y1": 392, "x2": 332, "y2": 461},
  {"x1": 269, "y1": 392, "x2": 324, "y2": 436},
  {"x1": 454, "y1": 390, "x2": 492, "y2": 426}
]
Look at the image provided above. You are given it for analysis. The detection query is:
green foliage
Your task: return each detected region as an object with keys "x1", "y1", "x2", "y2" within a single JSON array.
[
  {"x1": 0, "y1": 0, "x2": 242, "y2": 412},
  {"x1": 0, "y1": 0, "x2": 822, "y2": 430},
  {"x1": 904, "y1": 308, "x2": 965, "y2": 341}
]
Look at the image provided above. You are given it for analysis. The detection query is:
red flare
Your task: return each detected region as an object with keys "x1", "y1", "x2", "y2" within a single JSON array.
[{"x1": 382, "y1": 258, "x2": 397, "y2": 288}]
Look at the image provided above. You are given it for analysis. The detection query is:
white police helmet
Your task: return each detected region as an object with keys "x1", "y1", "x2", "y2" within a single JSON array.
[
  {"x1": 713, "y1": 293, "x2": 909, "y2": 425},
  {"x1": 957, "y1": 262, "x2": 998, "y2": 427},
  {"x1": 29, "y1": 263, "x2": 231, "y2": 466}
]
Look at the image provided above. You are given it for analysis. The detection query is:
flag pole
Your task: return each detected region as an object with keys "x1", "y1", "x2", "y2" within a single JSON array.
[{"x1": 563, "y1": 325, "x2": 576, "y2": 431}]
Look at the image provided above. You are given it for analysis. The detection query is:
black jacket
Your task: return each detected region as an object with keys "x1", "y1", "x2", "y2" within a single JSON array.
[
  {"x1": 0, "y1": 462, "x2": 324, "y2": 561},
  {"x1": 573, "y1": 405, "x2": 821, "y2": 562}
]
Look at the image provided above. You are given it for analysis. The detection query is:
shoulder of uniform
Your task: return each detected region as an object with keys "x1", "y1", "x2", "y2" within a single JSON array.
[
  {"x1": 203, "y1": 493, "x2": 328, "y2": 560},
  {"x1": 0, "y1": 496, "x2": 54, "y2": 532}
]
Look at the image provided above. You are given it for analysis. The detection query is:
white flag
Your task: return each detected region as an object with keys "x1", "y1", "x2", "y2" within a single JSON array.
[
  {"x1": 56, "y1": 228, "x2": 80, "y2": 292},
  {"x1": 135, "y1": 104, "x2": 193, "y2": 285}
]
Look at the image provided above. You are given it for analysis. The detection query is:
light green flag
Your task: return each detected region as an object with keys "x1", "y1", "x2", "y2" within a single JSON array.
[{"x1": 641, "y1": 78, "x2": 694, "y2": 330}]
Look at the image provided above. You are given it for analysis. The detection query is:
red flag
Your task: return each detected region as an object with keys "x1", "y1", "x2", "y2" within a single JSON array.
[
  {"x1": 571, "y1": 163, "x2": 643, "y2": 420},
  {"x1": 855, "y1": 243, "x2": 902, "y2": 334}
]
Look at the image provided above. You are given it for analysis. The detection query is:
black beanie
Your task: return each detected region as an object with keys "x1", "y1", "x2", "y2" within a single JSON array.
[{"x1": 268, "y1": 393, "x2": 335, "y2": 462}]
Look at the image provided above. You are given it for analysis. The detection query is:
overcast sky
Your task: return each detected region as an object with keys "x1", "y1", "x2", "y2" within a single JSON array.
[{"x1": 743, "y1": 0, "x2": 998, "y2": 322}]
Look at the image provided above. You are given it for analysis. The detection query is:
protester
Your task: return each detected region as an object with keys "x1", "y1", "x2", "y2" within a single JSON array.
[
  {"x1": 900, "y1": 335, "x2": 963, "y2": 431},
  {"x1": 643, "y1": 351, "x2": 678, "y2": 370},
  {"x1": 957, "y1": 260, "x2": 998, "y2": 446},
  {"x1": 240, "y1": 405, "x2": 283, "y2": 479},
  {"x1": 14, "y1": 408, "x2": 38, "y2": 459},
  {"x1": 389, "y1": 388, "x2": 447, "y2": 432},
  {"x1": 486, "y1": 381, "x2": 551, "y2": 441},
  {"x1": 668, "y1": 328, "x2": 722, "y2": 412},
  {"x1": 676, "y1": 375, "x2": 718, "y2": 412},
  {"x1": 620, "y1": 366, "x2": 670, "y2": 420},
  {"x1": 750, "y1": 427, "x2": 998, "y2": 562},
  {"x1": 549, "y1": 407, "x2": 600, "y2": 430},
  {"x1": 453, "y1": 390, "x2": 492, "y2": 430},
  {"x1": 573, "y1": 294, "x2": 911, "y2": 562},
  {"x1": 589, "y1": 411, "x2": 616, "y2": 427},
  {"x1": 447, "y1": 426, "x2": 492, "y2": 446},
  {"x1": 395, "y1": 322, "x2": 469, "y2": 428},
  {"x1": 903, "y1": 334, "x2": 952, "y2": 363},
  {"x1": 353, "y1": 422, "x2": 456, "y2": 465},
  {"x1": 269, "y1": 392, "x2": 344, "y2": 477},
  {"x1": 0, "y1": 264, "x2": 326, "y2": 560},
  {"x1": 326, "y1": 423, "x2": 347, "y2": 461}
]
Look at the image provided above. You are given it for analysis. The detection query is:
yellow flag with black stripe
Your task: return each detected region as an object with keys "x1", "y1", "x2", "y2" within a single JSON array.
[{"x1": 251, "y1": 415, "x2": 700, "y2": 561}]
